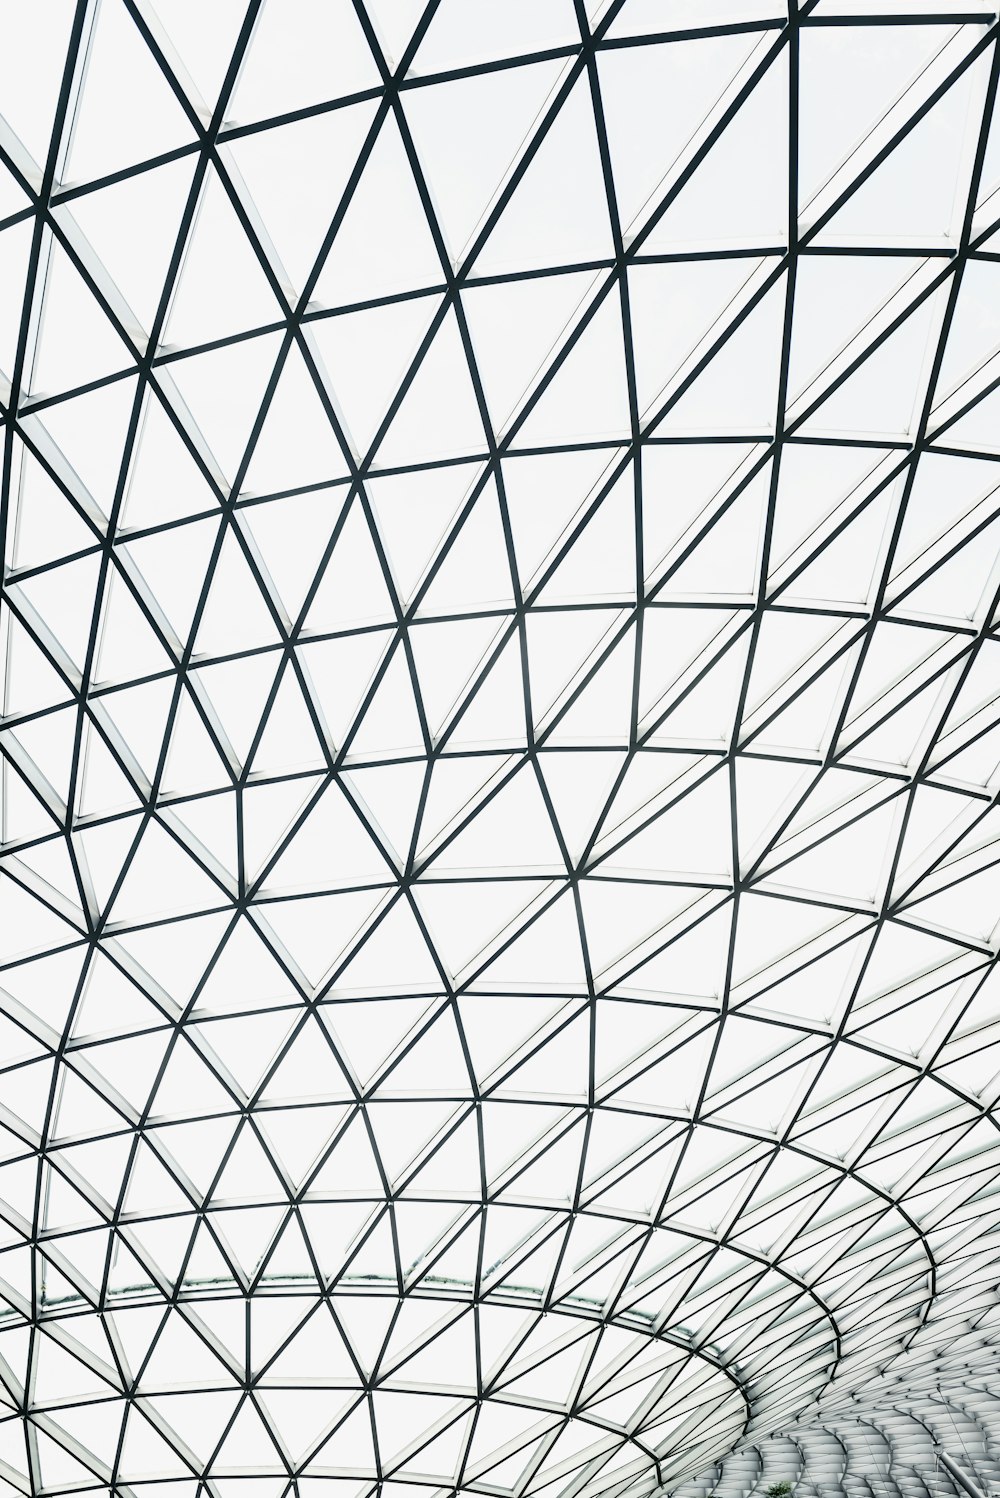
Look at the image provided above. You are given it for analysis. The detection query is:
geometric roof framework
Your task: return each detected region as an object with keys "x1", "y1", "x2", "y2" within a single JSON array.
[
  {"x1": 2, "y1": 2, "x2": 1000, "y2": 1497},
  {"x1": 680, "y1": 1389, "x2": 1000, "y2": 1498}
]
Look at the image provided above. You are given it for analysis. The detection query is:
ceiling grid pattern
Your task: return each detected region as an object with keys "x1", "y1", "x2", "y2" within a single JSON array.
[{"x1": 1, "y1": 2, "x2": 1000, "y2": 1497}]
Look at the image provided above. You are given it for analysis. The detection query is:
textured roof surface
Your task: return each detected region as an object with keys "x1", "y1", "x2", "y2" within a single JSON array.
[
  {"x1": 1, "y1": 2, "x2": 1000, "y2": 1497},
  {"x1": 682, "y1": 1385, "x2": 1000, "y2": 1498}
]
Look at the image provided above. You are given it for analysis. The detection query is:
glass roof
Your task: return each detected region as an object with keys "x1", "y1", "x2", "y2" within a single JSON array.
[
  {"x1": 678, "y1": 1378, "x2": 1000, "y2": 1498},
  {"x1": 1, "y1": 2, "x2": 1000, "y2": 1497}
]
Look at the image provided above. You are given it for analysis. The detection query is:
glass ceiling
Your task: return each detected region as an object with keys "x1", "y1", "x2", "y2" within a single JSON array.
[
  {"x1": 1, "y1": 2, "x2": 1000, "y2": 1496},
  {"x1": 679, "y1": 1380, "x2": 1000, "y2": 1498}
]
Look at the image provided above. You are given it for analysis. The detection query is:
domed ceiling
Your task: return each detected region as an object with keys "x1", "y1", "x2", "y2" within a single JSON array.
[{"x1": 1, "y1": 3, "x2": 1000, "y2": 1498}]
